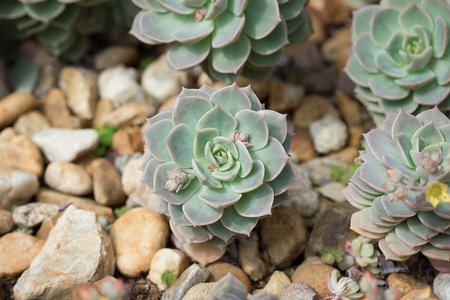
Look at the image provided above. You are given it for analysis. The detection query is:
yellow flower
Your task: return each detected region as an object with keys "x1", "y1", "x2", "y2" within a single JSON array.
[{"x1": 426, "y1": 182, "x2": 450, "y2": 207}]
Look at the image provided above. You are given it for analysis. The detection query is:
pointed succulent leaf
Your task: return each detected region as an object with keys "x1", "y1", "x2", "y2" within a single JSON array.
[
  {"x1": 251, "y1": 137, "x2": 288, "y2": 181},
  {"x1": 430, "y1": 50, "x2": 450, "y2": 86},
  {"x1": 432, "y1": 16, "x2": 448, "y2": 59},
  {"x1": 416, "y1": 106, "x2": 450, "y2": 127},
  {"x1": 369, "y1": 74, "x2": 410, "y2": 100},
  {"x1": 385, "y1": 230, "x2": 422, "y2": 256},
  {"x1": 230, "y1": 159, "x2": 264, "y2": 193},
  {"x1": 156, "y1": 0, "x2": 195, "y2": 14},
  {"x1": 0, "y1": 0, "x2": 26, "y2": 19},
  {"x1": 250, "y1": 21, "x2": 288, "y2": 55},
  {"x1": 207, "y1": 273, "x2": 248, "y2": 300},
  {"x1": 235, "y1": 141, "x2": 253, "y2": 178},
  {"x1": 183, "y1": 190, "x2": 223, "y2": 226},
  {"x1": 375, "y1": 51, "x2": 408, "y2": 78},
  {"x1": 394, "y1": 68, "x2": 435, "y2": 89},
  {"x1": 235, "y1": 109, "x2": 269, "y2": 150},
  {"x1": 172, "y1": 18, "x2": 214, "y2": 45},
  {"x1": 198, "y1": 105, "x2": 237, "y2": 138},
  {"x1": 199, "y1": 182, "x2": 242, "y2": 209},
  {"x1": 173, "y1": 95, "x2": 213, "y2": 131},
  {"x1": 344, "y1": 55, "x2": 371, "y2": 88},
  {"x1": 211, "y1": 34, "x2": 251, "y2": 74},
  {"x1": 211, "y1": 10, "x2": 245, "y2": 48},
  {"x1": 417, "y1": 211, "x2": 450, "y2": 232},
  {"x1": 212, "y1": 162, "x2": 241, "y2": 181},
  {"x1": 234, "y1": 183, "x2": 274, "y2": 218},
  {"x1": 166, "y1": 38, "x2": 211, "y2": 70},
  {"x1": 257, "y1": 110, "x2": 287, "y2": 144},
  {"x1": 413, "y1": 79, "x2": 450, "y2": 105},
  {"x1": 192, "y1": 159, "x2": 222, "y2": 188},
  {"x1": 207, "y1": 221, "x2": 235, "y2": 243},
  {"x1": 352, "y1": 5, "x2": 378, "y2": 42},
  {"x1": 210, "y1": 83, "x2": 251, "y2": 116},
  {"x1": 169, "y1": 203, "x2": 192, "y2": 226},
  {"x1": 395, "y1": 221, "x2": 427, "y2": 248},
  {"x1": 354, "y1": 33, "x2": 380, "y2": 73},
  {"x1": 165, "y1": 124, "x2": 195, "y2": 168},
  {"x1": 204, "y1": 0, "x2": 228, "y2": 20},
  {"x1": 266, "y1": 162, "x2": 295, "y2": 196},
  {"x1": 370, "y1": 7, "x2": 401, "y2": 48},
  {"x1": 221, "y1": 206, "x2": 258, "y2": 236},
  {"x1": 141, "y1": 158, "x2": 162, "y2": 190},
  {"x1": 378, "y1": 238, "x2": 410, "y2": 261},
  {"x1": 139, "y1": 10, "x2": 188, "y2": 43},
  {"x1": 145, "y1": 119, "x2": 173, "y2": 162},
  {"x1": 399, "y1": 3, "x2": 433, "y2": 33},
  {"x1": 243, "y1": 0, "x2": 281, "y2": 40}
]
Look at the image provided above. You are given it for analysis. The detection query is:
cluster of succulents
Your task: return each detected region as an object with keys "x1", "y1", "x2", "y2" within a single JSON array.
[
  {"x1": 359, "y1": 272, "x2": 402, "y2": 300},
  {"x1": 0, "y1": 0, "x2": 138, "y2": 60},
  {"x1": 141, "y1": 83, "x2": 295, "y2": 264},
  {"x1": 344, "y1": 108, "x2": 450, "y2": 272},
  {"x1": 208, "y1": 273, "x2": 276, "y2": 300},
  {"x1": 339, "y1": 236, "x2": 381, "y2": 274},
  {"x1": 320, "y1": 246, "x2": 344, "y2": 265},
  {"x1": 78, "y1": 277, "x2": 130, "y2": 300},
  {"x1": 326, "y1": 270, "x2": 364, "y2": 300},
  {"x1": 345, "y1": 0, "x2": 450, "y2": 125},
  {"x1": 130, "y1": 0, "x2": 312, "y2": 82}
]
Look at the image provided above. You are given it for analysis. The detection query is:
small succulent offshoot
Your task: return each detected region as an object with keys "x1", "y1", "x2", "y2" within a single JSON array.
[
  {"x1": 77, "y1": 277, "x2": 130, "y2": 300},
  {"x1": 320, "y1": 246, "x2": 344, "y2": 265},
  {"x1": 326, "y1": 270, "x2": 364, "y2": 300},
  {"x1": 359, "y1": 271, "x2": 402, "y2": 300},
  {"x1": 339, "y1": 236, "x2": 381, "y2": 275}
]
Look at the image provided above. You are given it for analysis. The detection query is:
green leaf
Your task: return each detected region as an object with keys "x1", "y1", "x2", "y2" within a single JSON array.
[
  {"x1": 114, "y1": 206, "x2": 129, "y2": 218},
  {"x1": 161, "y1": 270, "x2": 177, "y2": 286},
  {"x1": 8, "y1": 58, "x2": 39, "y2": 93}
]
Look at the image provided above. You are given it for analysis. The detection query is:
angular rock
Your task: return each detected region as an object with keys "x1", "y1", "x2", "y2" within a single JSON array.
[
  {"x1": 148, "y1": 248, "x2": 190, "y2": 291},
  {"x1": 0, "y1": 167, "x2": 39, "y2": 210},
  {"x1": 206, "y1": 262, "x2": 252, "y2": 293},
  {"x1": 260, "y1": 208, "x2": 307, "y2": 268},
  {"x1": 0, "y1": 209, "x2": 15, "y2": 235},
  {"x1": 103, "y1": 103, "x2": 154, "y2": 128},
  {"x1": 290, "y1": 127, "x2": 318, "y2": 162},
  {"x1": 37, "y1": 188, "x2": 115, "y2": 223},
  {"x1": 387, "y1": 274, "x2": 426, "y2": 296},
  {"x1": 293, "y1": 95, "x2": 340, "y2": 128},
  {"x1": 0, "y1": 232, "x2": 44, "y2": 277},
  {"x1": 121, "y1": 157, "x2": 143, "y2": 196},
  {"x1": 238, "y1": 234, "x2": 266, "y2": 281},
  {"x1": 0, "y1": 92, "x2": 35, "y2": 130},
  {"x1": 91, "y1": 158, "x2": 126, "y2": 206},
  {"x1": 94, "y1": 46, "x2": 138, "y2": 70},
  {"x1": 59, "y1": 67, "x2": 97, "y2": 120},
  {"x1": 318, "y1": 182, "x2": 347, "y2": 202},
  {"x1": 182, "y1": 283, "x2": 214, "y2": 300},
  {"x1": 269, "y1": 81, "x2": 304, "y2": 112},
  {"x1": 112, "y1": 127, "x2": 144, "y2": 155},
  {"x1": 14, "y1": 206, "x2": 115, "y2": 299},
  {"x1": 36, "y1": 212, "x2": 62, "y2": 240},
  {"x1": 433, "y1": 273, "x2": 450, "y2": 300},
  {"x1": 292, "y1": 264, "x2": 338, "y2": 298},
  {"x1": 329, "y1": 147, "x2": 359, "y2": 163},
  {"x1": 32, "y1": 128, "x2": 99, "y2": 162},
  {"x1": 263, "y1": 271, "x2": 291, "y2": 298},
  {"x1": 45, "y1": 162, "x2": 92, "y2": 196},
  {"x1": 43, "y1": 88, "x2": 83, "y2": 129},
  {"x1": 12, "y1": 203, "x2": 60, "y2": 228},
  {"x1": 13, "y1": 110, "x2": 51, "y2": 138},
  {"x1": 310, "y1": 115, "x2": 348, "y2": 154},
  {"x1": 110, "y1": 208, "x2": 169, "y2": 277},
  {"x1": 0, "y1": 128, "x2": 43, "y2": 177},
  {"x1": 280, "y1": 282, "x2": 320, "y2": 300},
  {"x1": 93, "y1": 98, "x2": 114, "y2": 128},
  {"x1": 161, "y1": 264, "x2": 209, "y2": 300}
]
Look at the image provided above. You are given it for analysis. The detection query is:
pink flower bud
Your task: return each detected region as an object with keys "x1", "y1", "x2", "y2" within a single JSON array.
[
  {"x1": 383, "y1": 181, "x2": 396, "y2": 192},
  {"x1": 431, "y1": 150, "x2": 442, "y2": 163},
  {"x1": 394, "y1": 187, "x2": 407, "y2": 200},
  {"x1": 386, "y1": 168, "x2": 402, "y2": 182}
]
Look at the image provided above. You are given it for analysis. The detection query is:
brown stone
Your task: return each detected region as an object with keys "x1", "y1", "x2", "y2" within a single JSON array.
[
  {"x1": 37, "y1": 188, "x2": 115, "y2": 223},
  {"x1": 400, "y1": 287, "x2": 438, "y2": 300},
  {"x1": 290, "y1": 127, "x2": 318, "y2": 162},
  {"x1": 329, "y1": 147, "x2": 359, "y2": 163},
  {"x1": 91, "y1": 158, "x2": 126, "y2": 206},
  {"x1": 307, "y1": 7, "x2": 326, "y2": 44},
  {"x1": 322, "y1": 27, "x2": 352, "y2": 72},
  {"x1": 111, "y1": 126, "x2": 144, "y2": 155},
  {"x1": 0, "y1": 232, "x2": 44, "y2": 277},
  {"x1": 43, "y1": 88, "x2": 84, "y2": 128},
  {"x1": 387, "y1": 273, "x2": 427, "y2": 296},
  {"x1": 0, "y1": 92, "x2": 35, "y2": 130},
  {"x1": 93, "y1": 98, "x2": 114, "y2": 128},
  {"x1": 36, "y1": 212, "x2": 63, "y2": 240},
  {"x1": 75, "y1": 153, "x2": 97, "y2": 176},
  {"x1": 103, "y1": 103, "x2": 153, "y2": 128},
  {"x1": 206, "y1": 262, "x2": 252, "y2": 293},
  {"x1": 13, "y1": 110, "x2": 51, "y2": 138},
  {"x1": 0, "y1": 209, "x2": 15, "y2": 235},
  {"x1": 333, "y1": 90, "x2": 362, "y2": 127},
  {"x1": 292, "y1": 264, "x2": 339, "y2": 298},
  {"x1": 238, "y1": 234, "x2": 266, "y2": 281},
  {"x1": 308, "y1": 0, "x2": 350, "y2": 25},
  {"x1": 269, "y1": 81, "x2": 305, "y2": 112},
  {"x1": 348, "y1": 126, "x2": 363, "y2": 149},
  {"x1": 159, "y1": 95, "x2": 177, "y2": 112},
  {"x1": 0, "y1": 128, "x2": 43, "y2": 177},
  {"x1": 293, "y1": 95, "x2": 340, "y2": 128},
  {"x1": 235, "y1": 75, "x2": 269, "y2": 100},
  {"x1": 94, "y1": 46, "x2": 139, "y2": 70}
]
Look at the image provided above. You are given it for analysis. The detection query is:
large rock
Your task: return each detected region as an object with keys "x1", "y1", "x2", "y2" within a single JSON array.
[
  {"x1": 0, "y1": 167, "x2": 39, "y2": 210},
  {"x1": 45, "y1": 162, "x2": 93, "y2": 196},
  {"x1": 32, "y1": 128, "x2": 99, "y2": 162},
  {"x1": 91, "y1": 158, "x2": 126, "y2": 206},
  {"x1": 14, "y1": 206, "x2": 115, "y2": 299},
  {"x1": 433, "y1": 272, "x2": 450, "y2": 300},
  {"x1": 110, "y1": 208, "x2": 169, "y2": 277},
  {"x1": 0, "y1": 92, "x2": 35, "y2": 130}
]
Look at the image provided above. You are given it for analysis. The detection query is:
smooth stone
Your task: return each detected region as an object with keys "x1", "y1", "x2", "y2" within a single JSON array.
[
  {"x1": 268, "y1": 81, "x2": 305, "y2": 112},
  {"x1": 235, "y1": 75, "x2": 269, "y2": 99},
  {"x1": 0, "y1": 167, "x2": 39, "y2": 210},
  {"x1": 310, "y1": 115, "x2": 348, "y2": 154},
  {"x1": 14, "y1": 206, "x2": 115, "y2": 299},
  {"x1": 387, "y1": 273, "x2": 426, "y2": 295},
  {"x1": 103, "y1": 103, "x2": 154, "y2": 128},
  {"x1": 294, "y1": 256, "x2": 324, "y2": 274},
  {"x1": 304, "y1": 157, "x2": 348, "y2": 186},
  {"x1": 292, "y1": 264, "x2": 339, "y2": 298},
  {"x1": 92, "y1": 158, "x2": 126, "y2": 206},
  {"x1": 309, "y1": 0, "x2": 350, "y2": 25},
  {"x1": 238, "y1": 234, "x2": 266, "y2": 281},
  {"x1": 59, "y1": 67, "x2": 97, "y2": 120},
  {"x1": 36, "y1": 212, "x2": 62, "y2": 240},
  {"x1": 433, "y1": 273, "x2": 450, "y2": 300},
  {"x1": 112, "y1": 127, "x2": 144, "y2": 155},
  {"x1": 12, "y1": 203, "x2": 60, "y2": 228},
  {"x1": 110, "y1": 208, "x2": 169, "y2": 277},
  {"x1": 400, "y1": 288, "x2": 437, "y2": 300},
  {"x1": 206, "y1": 262, "x2": 252, "y2": 293},
  {"x1": 280, "y1": 282, "x2": 321, "y2": 300},
  {"x1": 161, "y1": 264, "x2": 209, "y2": 300},
  {"x1": 182, "y1": 283, "x2": 215, "y2": 300},
  {"x1": 318, "y1": 181, "x2": 347, "y2": 202},
  {"x1": 0, "y1": 92, "x2": 35, "y2": 130},
  {"x1": 45, "y1": 162, "x2": 92, "y2": 196},
  {"x1": 293, "y1": 95, "x2": 340, "y2": 128},
  {"x1": 329, "y1": 147, "x2": 359, "y2": 164},
  {"x1": 0, "y1": 128, "x2": 43, "y2": 177},
  {"x1": 37, "y1": 188, "x2": 115, "y2": 223},
  {"x1": 92, "y1": 98, "x2": 114, "y2": 128},
  {"x1": 114, "y1": 152, "x2": 143, "y2": 174},
  {"x1": 13, "y1": 110, "x2": 51, "y2": 138},
  {"x1": 260, "y1": 208, "x2": 307, "y2": 268},
  {"x1": 121, "y1": 157, "x2": 143, "y2": 196},
  {"x1": 94, "y1": 46, "x2": 138, "y2": 70},
  {"x1": 35, "y1": 62, "x2": 61, "y2": 98},
  {"x1": 148, "y1": 248, "x2": 190, "y2": 291},
  {"x1": 43, "y1": 88, "x2": 83, "y2": 129},
  {"x1": 32, "y1": 128, "x2": 99, "y2": 162},
  {"x1": 263, "y1": 271, "x2": 291, "y2": 298},
  {"x1": 0, "y1": 232, "x2": 44, "y2": 277},
  {"x1": 0, "y1": 209, "x2": 15, "y2": 235},
  {"x1": 333, "y1": 90, "x2": 361, "y2": 127},
  {"x1": 290, "y1": 127, "x2": 318, "y2": 162},
  {"x1": 70, "y1": 276, "x2": 120, "y2": 300}
]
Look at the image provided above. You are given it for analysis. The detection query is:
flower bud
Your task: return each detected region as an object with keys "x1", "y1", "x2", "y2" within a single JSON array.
[
  {"x1": 383, "y1": 181, "x2": 396, "y2": 192},
  {"x1": 165, "y1": 180, "x2": 178, "y2": 192},
  {"x1": 386, "y1": 168, "x2": 402, "y2": 182},
  {"x1": 394, "y1": 187, "x2": 407, "y2": 200},
  {"x1": 431, "y1": 150, "x2": 442, "y2": 163}
]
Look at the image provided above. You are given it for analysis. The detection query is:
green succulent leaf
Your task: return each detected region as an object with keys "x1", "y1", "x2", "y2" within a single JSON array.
[
  {"x1": 183, "y1": 190, "x2": 223, "y2": 226},
  {"x1": 173, "y1": 95, "x2": 213, "y2": 131},
  {"x1": 221, "y1": 206, "x2": 258, "y2": 235},
  {"x1": 243, "y1": 0, "x2": 281, "y2": 40},
  {"x1": 370, "y1": 7, "x2": 401, "y2": 48},
  {"x1": 233, "y1": 183, "x2": 273, "y2": 217},
  {"x1": 198, "y1": 105, "x2": 237, "y2": 138},
  {"x1": 251, "y1": 137, "x2": 288, "y2": 181},
  {"x1": 230, "y1": 159, "x2": 264, "y2": 193}
]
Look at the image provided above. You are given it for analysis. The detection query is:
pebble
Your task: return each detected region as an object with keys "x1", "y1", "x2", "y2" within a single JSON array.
[
  {"x1": 238, "y1": 234, "x2": 266, "y2": 281},
  {"x1": 387, "y1": 273, "x2": 426, "y2": 295},
  {"x1": 110, "y1": 208, "x2": 169, "y2": 277},
  {"x1": 103, "y1": 103, "x2": 154, "y2": 128},
  {"x1": 290, "y1": 127, "x2": 318, "y2": 162},
  {"x1": 433, "y1": 273, "x2": 450, "y2": 300},
  {"x1": 0, "y1": 167, "x2": 39, "y2": 210},
  {"x1": 322, "y1": 28, "x2": 352, "y2": 71},
  {"x1": 13, "y1": 110, "x2": 51, "y2": 138},
  {"x1": 43, "y1": 88, "x2": 84, "y2": 129},
  {"x1": 159, "y1": 95, "x2": 177, "y2": 111},
  {"x1": 206, "y1": 262, "x2": 252, "y2": 293},
  {"x1": 268, "y1": 81, "x2": 305, "y2": 112},
  {"x1": 309, "y1": 0, "x2": 350, "y2": 25},
  {"x1": 0, "y1": 232, "x2": 45, "y2": 277},
  {"x1": 12, "y1": 203, "x2": 60, "y2": 228},
  {"x1": 292, "y1": 264, "x2": 339, "y2": 298},
  {"x1": 58, "y1": 67, "x2": 97, "y2": 120},
  {"x1": 304, "y1": 156, "x2": 348, "y2": 186},
  {"x1": 293, "y1": 95, "x2": 340, "y2": 128},
  {"x1": 93, "y1": 98, "x2": 114, "y2": 127},
  {"x1": 0, "y1": 209, "x2": 15, "y2": 235},
  {"x1": 333, "y1": 90, "x2": 361, "y2": 127},
  {"x1": 280, "y1": 282, "x2": 321, "y2": 300},
  {"x1": 121, "y1": 157, "x2": 143, "y2": 196},
  {"x1": 260, "y1": 208, "x2": 307, "y2": 268},
  {"x1": 161, "y1": 264, "x2": 210, "y2": 300},
  {"x1": 235, "y1": 75, "x2": 269, "y2": 99},
  {"x1": 32, "y1": 128, "x2": 99, "y2": 162},
  {"x1": 182, "y1": 283, "x2": 215, "y2": 300},
  {"x1": 348, "y1": 126, "x2": 363, "y2": 148},
  {"x1": 294, "y1": 256, "x2": 324, "y2": 274},
  {"x1": 94, "y1": 46, "x2": 138, "y2": 70},
  {"x1": 310, "y1": 115, "x2": 348, "y2": 154},
  {"x1": 281, "y1": 163, "x2": 320, "y2": 218},
  {"x1": 37, "y1": 188, "x2": 115, "y2": 223},
  {"x1": 318, "y1": 182, "x2": 347, "y2": 202},
  {"x1": 0, "y1": 128, "x2": 43, "y2": 177},
  {"x1": 263, "y1": 271, "x2": 291, "y2": 298},
  {"x1": 14, "y1": 206, "x2": 115, "y2": 299},
  {"x1": 307, "y1": 8, "x2": 326, "y2": 44},
  {"x1": 36, "y1": 212, "x2": 62, "y2": 240},
  {"x1": 44, "y1": 162, "x2": 92, "y2": 196},
  {"x1": 400, "y1": 287, "x2": 437, "y2": 300},
  {"x1": 329, "y1": 147, "x2": 359, "y2": 164},
  {"x1": 35, "y1": 62, "x2": 61, "y2": 98},
  {"x1": 148, "y1": 248, "x2": 190, "y2": 291},
  {"x1": 92, "y1": 158, "x2": 126, "y2": 206},
  {"x1": 112, "y1": 126, "x2": 145, "y2": 155},
  {"x1": 0, "y1": 92, "x2": 35, "y2": 129}
]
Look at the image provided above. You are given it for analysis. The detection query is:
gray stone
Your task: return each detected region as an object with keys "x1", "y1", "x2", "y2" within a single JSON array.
[
  {"x1": 318, "y1": 182, "x2": 347, "y2": 202},
  {"x1": 32, "y1": 128, "x2": 99, "y2": 162},
  {"x1": 0, "y1": 168, "x2": 39, "y2": 210},
  {"x1": 280, "y1": 282, "x2": 320, "y2": 300},
  {"x1": 161, "y1": 264, "x2": 210, "y2": 300},
  {"x1": 310, "y1": 115, "x2": 348, "y2": 154},
  {"x1": 12, "y1": 203, "x2": 60, "y2": 228},
  {"x1": 44, "y1": 162, "x2": 92, "y2": 196},
  {"x1": 14, "y1": 205, "x2": 115, "y2": 300},
  {"x1": 304, "y1": 157, "x2": 348, "y2": 186},
  {"x1": 433, "y1": 272, "x2": 450, "y2": 300},
  {"x1": 0, "y1": 209, "x2": 15, "y2": 235}
]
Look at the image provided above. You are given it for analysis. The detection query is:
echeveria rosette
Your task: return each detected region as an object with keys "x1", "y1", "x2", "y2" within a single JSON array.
[
  {"x1": 130, "y1": 0, "x2": 312, "y2": 83},
  {"x1": 345, "y1": 0, "x2": 450, "y2": 126},
  {"x1": 344, "y1": 107, "x2": 450, "y2": 272},
  {"x1": 141, "y1": 83, "x2": 295, "y2": 264}
]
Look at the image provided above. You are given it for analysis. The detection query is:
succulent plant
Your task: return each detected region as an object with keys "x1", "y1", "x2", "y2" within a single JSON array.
[
  {"x1": 321, "y1": 246, "x2": 344, "y2": 265},
  {"x1": 339, "y1": 236, "x2": 381, "y2": 274},
  {"x1": 344, "y1": 107, "x2": 450, "y2": 272},
  {"x1": 140, "y1": 83, "x2": 295, "y2": 264},
  {"x1": 77, "y1": 277, "x2": 130, "y2": 300},
  {"x1": 130, "y1": 0, "x2": 312, "y2": 83},
  {"x1": 359, "y1": 271, "x2": 402, "y2": 300},
  {"x1": 0, "y1": 0, "x2": 138, "y2": 60},
  {"x1": 345, "y1": 0, "x2": 450, "y2": 126},
  {"x1": 208, "y1": 273, "x2": 276, "y2": 300},
  {"x1": 326, "y1": 270, "x2": 364, "y2": 300},
  {"x1": 342, "y1": 0, "x2": 379, "y2": 10}
]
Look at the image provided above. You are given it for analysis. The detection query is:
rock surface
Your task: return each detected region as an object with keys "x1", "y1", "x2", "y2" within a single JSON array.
[
  {"x1": 262, "y1": 271, "x2": 291, "y2": 298},
  {"x1": 206, "y1": 262, "x2": 252, "y2": 293},
  {"x1": 91, "y1": 158, "x2": 126, "y2": 206},
  {"x1": 148, "y1": 248, "x2": 190, "y2": 291},
  {"x1": 310, "y1": 115, "x2": 348, "y2": 154},
  {"x1": 238, "y1": 234, "x2": 266, "y2": 281},
  {"x1": 103, "y1": 103, "x2": 154, "y2": 127},
  {"x1": 44, "y1": 162, "x2": 92, "y2": 196},
  {"x1": 121, "y1": 157, "x2": 143, "y2": 196},
  {"x1": 0, "y1": 92, "x2": 35, "y2": 129},
  {"x1": 94, "y1": 46, "x2": 138, "y2": 70},
  {"x1": 433, "y1": 272, "x2": 450, "y2": 300},
  {"x1": 292, "y1": 264, "x2": 339, "y2": 298},
  {"x1": 293, "y1": 95, "x2": 340, "y2": 128},
  {"x1": 318, "y1": 181, "x2": 347, "y2": 202},
  {"x1": 43, "y1": 88, "x2": 83, "y2": 129},
  {"x1": 14, "y1": 205, "x2": 115, "y2": 300},
  {"x1": 161, "y1": 264, "x2": 209, "y2": 300},
  {"x1": 387, "y1": 273, "x2": 426, "y2": 296},
  {"x1": 182, "y1": 283, "x2": 214, "y2": 300},
  {"x1": 0, "y1": 167, "x2": 39, "y2": 210},
  {"x1": 13, "y1": 110, "x2": 51, "y2": 138},
  {"x1": 12, "y1": 203, "x2": 60, "y2": 228},
  {"x1": 0, "y1": 209, "x2": 15, "y2": 235},
  {"x1": 280, "y1": 282, "x2": 320, "y2": 300}
]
